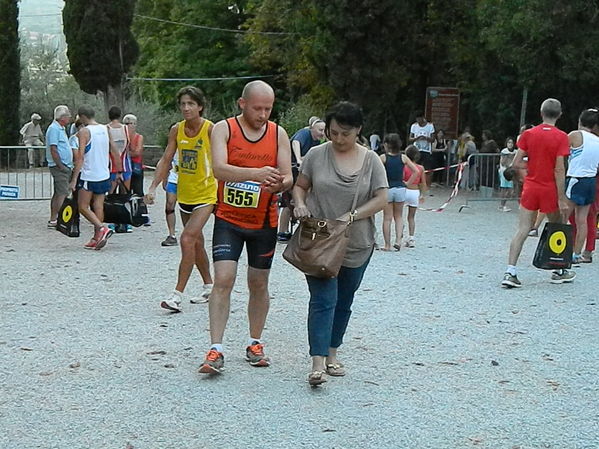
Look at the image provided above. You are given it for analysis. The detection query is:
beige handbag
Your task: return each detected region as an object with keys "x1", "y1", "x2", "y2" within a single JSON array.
[{"x1": 282, "y1": 153, "x2": 368, "y2": 278}]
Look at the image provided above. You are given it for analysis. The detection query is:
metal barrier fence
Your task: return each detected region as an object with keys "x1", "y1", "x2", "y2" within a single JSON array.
[
  {"x1": 459, "y1": 152, "x2": 520, "y2": 211},
  {"x1": 0, "y1": 145, "x2": 166, "y2": 201},
  {"x1": 0, "y1": 146, "x2": 53, "y2": 200}
]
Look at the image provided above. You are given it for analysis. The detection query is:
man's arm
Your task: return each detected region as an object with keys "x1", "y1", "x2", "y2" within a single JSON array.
[
  {"x1": 291, "y1": 140, "x2": 303, "y2": 166},
  {"x1": 264, "y1": 126, "x2": 292, "y2": 193},
  {"x1": 510, "y1": 149, "x2": 527, "y2": 170},
  {"x1": 555, "y1": 156, "x2": 568, "y2": 218},
  {"x1": 211, "y1": 120, "x2": 281, "y2": 184},
  {"x1": 145, "y1": 125, "x2": 178, "y2": 204}
]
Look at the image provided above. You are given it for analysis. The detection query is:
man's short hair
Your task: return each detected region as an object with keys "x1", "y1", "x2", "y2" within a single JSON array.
[
  {"x1": 108, "y1": 106, "x2": 122, "y2": 121},
  {"x1": 78, "y1": 105, "x2": 95, "y2": 119},
  {"x1": 579, "y1": 108, "x2": 599, "y2": 129},
  {"x1": 54, "y1": 105, "x2": 70, "y2": 120},
  {"x1": 176, "y1": 86, "x2": 206, "y2": 111},
  {"x1": 540, "y1": 98, "x2": 562, "y2": 119}
]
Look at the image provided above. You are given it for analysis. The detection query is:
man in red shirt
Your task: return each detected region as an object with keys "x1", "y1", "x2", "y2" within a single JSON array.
[{"x1": 502, "y1": 98, "x2": 574, "y2": 287}]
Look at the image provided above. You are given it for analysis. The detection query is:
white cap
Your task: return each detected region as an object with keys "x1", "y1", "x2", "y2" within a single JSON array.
[
  {"x1": 123, "y1": 113, "x2": 137, "y2": 124},
  {"x1": 31, "y1": 113, "x2": 41, "y2": 120}
]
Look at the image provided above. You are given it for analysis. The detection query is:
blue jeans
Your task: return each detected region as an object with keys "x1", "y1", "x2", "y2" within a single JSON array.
[{"x1": 306, "y1": 255, "x2": 371, "y2": 356}]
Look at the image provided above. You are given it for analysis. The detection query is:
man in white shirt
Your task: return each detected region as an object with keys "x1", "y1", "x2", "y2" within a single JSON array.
[
  {"x1": 20, "y1": 113, "x2": 44, "y2": 168},
  {"x1": 565, "y1": 108, "x2": 599, "y2": 264},
  {"x1": 69, "y1": 105, "x2": 122, "y2": 250},
  {"x1": 409, "y1": 112, "x2": 436, "y2": 187}
]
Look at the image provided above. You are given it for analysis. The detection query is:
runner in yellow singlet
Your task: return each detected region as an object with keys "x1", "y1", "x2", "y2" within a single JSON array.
[{"x1": 146, "y1": 86, "x2": 216, "y2": 312}]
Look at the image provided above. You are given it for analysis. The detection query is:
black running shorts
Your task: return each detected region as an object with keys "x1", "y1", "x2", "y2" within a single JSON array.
[{"x1": 212, "y1": 217, "x2": 277, "y2": 269}]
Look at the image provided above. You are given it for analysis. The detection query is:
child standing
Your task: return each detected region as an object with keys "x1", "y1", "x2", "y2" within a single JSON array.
[
  {"x1": 498, "y1": 137, "x2": 516, "y2": 212},
  {"x1": 403, "y1": 145, "x2": 428, "y2": 247}
]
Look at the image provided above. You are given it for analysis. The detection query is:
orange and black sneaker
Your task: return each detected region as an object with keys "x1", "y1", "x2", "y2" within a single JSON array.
[
  {"x1": 245, "y1": 342, "x2": 270, "y2": 367},
  {"x1": 198, "y1": 349, "x2": 224, "y2": 374}
]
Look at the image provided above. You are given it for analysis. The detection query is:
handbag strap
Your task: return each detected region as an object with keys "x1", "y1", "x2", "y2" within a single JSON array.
[{"x1": 349, "y1": 150, "x2": 371, "y2": 213}]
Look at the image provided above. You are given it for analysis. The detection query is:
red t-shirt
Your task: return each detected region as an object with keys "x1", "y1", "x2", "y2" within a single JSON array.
[{"x1": 517, "y1": 124, "x2": 569, "y2": 188}]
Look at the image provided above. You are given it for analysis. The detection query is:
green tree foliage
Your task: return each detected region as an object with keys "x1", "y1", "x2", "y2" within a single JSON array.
[
  {"x1": 133, "y1": 0, "x2": 257, "y2": 118},
  {"x1": 0, "y1": 0, "x2": 20, "y2": 146},
  {"x1": 63, "y1": 0, "x2": 139, "y2": 110}
]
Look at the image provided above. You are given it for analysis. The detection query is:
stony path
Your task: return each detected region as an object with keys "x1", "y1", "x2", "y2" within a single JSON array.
[{"x1": 0, "y1": 187, "x2": 596, "y2": 449}]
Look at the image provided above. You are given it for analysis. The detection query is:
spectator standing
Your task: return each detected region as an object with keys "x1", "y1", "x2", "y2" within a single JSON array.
[
  {"x1": 498, "y1": 137, "x2": 516, "y2": 212},
  {"x1": 21, "y1": 113, "x2": 44, "y2": 168},
  {"x1": 432, "y1": 129, "x2": 449, "y2": 185},
  {"x1": 278, "y1": 117, "x2": 325, "y2": 242},
  {"x1": 46, "y1": 105, "x2": 73, "y2": 227},
  {"x1": 403, "y1": 145, "x2": 428, "y2": 248},
  {"x1": 123, "y1": 114, "x2": 145, "y2": 196},
  {"x1": 409, "y1": 112, "x2": 435, "y2": 187},
  {"x1": 107, "y1": 106, "x2": 132, "y2": 192}
]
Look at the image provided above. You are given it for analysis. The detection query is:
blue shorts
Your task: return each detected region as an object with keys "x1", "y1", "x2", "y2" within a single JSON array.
[
  {"x1": 566, "y1": 177, "x2": 596, "y2": 206},
  {"x1": 110, "y1": 171, "x2": 132, "y2": 182},
  {"x1": 387, "y1": 187, "x2": 406, "y2": 203},
  {"x1": 164, "y1": 182, "x2": 177, "y2": 194},
  {"x1": 78, "y1": 178, "x2": 111, "y2": 194}
]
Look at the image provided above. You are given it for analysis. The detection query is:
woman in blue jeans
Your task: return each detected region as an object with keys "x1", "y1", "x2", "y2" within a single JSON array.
[{"x1": 293, "y1": 102, "x2": 388, "y2": 385}]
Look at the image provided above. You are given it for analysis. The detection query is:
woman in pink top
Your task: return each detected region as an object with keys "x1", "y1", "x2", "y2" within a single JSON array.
[{"x1": 403, "y1": 145, "x2": 428, "y2": 247}]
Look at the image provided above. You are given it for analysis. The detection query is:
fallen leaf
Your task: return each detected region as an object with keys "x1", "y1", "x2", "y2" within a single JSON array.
[
  {"x1": 164, "y1": 363, "x2": 175, "y2": 369},
  {"x1": 322, "y1": 429, "x2": 336, "y2": 433},
  {"x1": 547, "y1": 380, "x2": 560, "y2": 390},
  {"x1": 20, "y1": 347, "x2": 33, "y2": 351},
  {"x1": 364, "y1": 380, "x2": 379, "y2": 386},
  {"x1": 146, "y1": 350, "x2": 167, "y2": 356},
  {"x1": 491, "y1": 360, "x2": 499, "y2": 366}
]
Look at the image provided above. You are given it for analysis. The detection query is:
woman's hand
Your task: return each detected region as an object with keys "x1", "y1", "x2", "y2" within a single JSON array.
[{"x1": 293, "y1": 204, "x2": 311, "y2": 219}]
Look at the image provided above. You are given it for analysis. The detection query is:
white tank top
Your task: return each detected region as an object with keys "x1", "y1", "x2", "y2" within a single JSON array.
[
  {"x1": 81, "y1": 124, "x2": 110, "y2": 182},
  {"x1": 567, "y1": 130, "x2": 599, "y2": 178},
  {"x1": 108, "y1": 124, "x2": 128, "y2": 156}
]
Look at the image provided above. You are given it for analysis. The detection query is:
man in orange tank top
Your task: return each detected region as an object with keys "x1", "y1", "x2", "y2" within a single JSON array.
[{"x1": 198, "y1": 81, "x2": 292, "y2": 374}]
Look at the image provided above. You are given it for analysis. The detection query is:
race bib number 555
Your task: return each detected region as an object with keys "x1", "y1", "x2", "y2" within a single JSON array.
[{"x1": 223, "y1": 181, "x2": 261, "y2": 208}]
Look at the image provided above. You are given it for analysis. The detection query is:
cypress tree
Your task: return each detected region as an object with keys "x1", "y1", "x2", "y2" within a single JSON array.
[
  {"x1": 63, "y1": 0, "x2": 139, "y2": 111},
  {"x1": 0, "y1": 0, "x2": 20, "y2": 147}
]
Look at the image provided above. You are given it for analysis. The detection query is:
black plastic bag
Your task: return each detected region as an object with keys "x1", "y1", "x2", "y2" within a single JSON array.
[{"x1": 533, "y1": 222, "x2": 573, "y2": 270}]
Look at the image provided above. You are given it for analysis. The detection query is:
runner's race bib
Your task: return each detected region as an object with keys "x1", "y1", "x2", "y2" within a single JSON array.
[{"x1": 223, "y1": 181, "x2": 261, "y2": 208}]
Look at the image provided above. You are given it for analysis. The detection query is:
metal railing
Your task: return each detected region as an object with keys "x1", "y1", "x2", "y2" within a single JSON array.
[
  {"x1": 0, "y1": 146, "x2": 53, "y2": 200},
  {"x1": 459, "y1": 153, "x2": 520, "y2": 211},
  {"x1": 0, "y1": 145, "x2": 166, "y2": 201}
]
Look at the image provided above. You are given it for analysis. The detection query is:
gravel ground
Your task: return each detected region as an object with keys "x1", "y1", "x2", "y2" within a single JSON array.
[{"x1": 0, "y1": 185, "x2": 597, "y2": 449}]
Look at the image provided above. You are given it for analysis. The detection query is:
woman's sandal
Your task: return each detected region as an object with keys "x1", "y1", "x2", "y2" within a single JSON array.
[
  {"x1": 325, "y1": 363, "x2": 346, "y2": 377},
  {"x1": 308, "y1": 370, "x2": 327, "y2": 386}
]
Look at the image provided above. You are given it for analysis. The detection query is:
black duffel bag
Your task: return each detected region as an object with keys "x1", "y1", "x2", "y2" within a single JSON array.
[
  {"x1": 104, "y1": 183, "x2": 147, "y2": 227},
  {"x1": 532, "y1": 222, "x2": 573, "y2": 270}
]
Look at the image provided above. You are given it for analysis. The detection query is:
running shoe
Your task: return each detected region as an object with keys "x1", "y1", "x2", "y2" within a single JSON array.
[
  {"x1": 47, "y1": 220, "x2": 57, "y2": 228},
  {"x1": 550, "y1": 270, "x2": 576, "y2": 284},
  {"x1": 582, "y1": 251, "x2": 593, "y2": 263},
  {"x1": 160, "y1": 290, "x2": 182, "y2": 312},
  {"x1": 83, "y1": 238, "x2": 97, "y2": 250},
  {"x1": 161, "y1": 235, "x2": 177, "y2": 247},
  {"x1": 198, "y1": 349, "x2": 224, "y2": 374},
  {"x1": 94, "y1": 226, "x2": 113, "y2": 250},
  {"x1": 501, "y1": 206, "x2": 512, "y2": 212},
  {"x1": 572, "y1": 255, "x2": 582, "y2": 267},
  {"x1": 528, "y1": 229, "x2": 538, "y2": 237},
  {"x1": 190, "y1": 284, "x2": 212, "y2": 304},
  {"x1": 501, "y1": 273, "x2": 522, "y2": 288},
  {"x1": 406, "y1": 238, "x2": 415, "y2": 248},
  {"x1": 245, "y1": 342, "x2": 270, "y2": 367}
]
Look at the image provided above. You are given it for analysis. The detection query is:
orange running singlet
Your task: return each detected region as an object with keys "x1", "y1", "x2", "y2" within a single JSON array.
[{"x1": 216, "y1": 117, "x2": 279, "y2": 229}]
